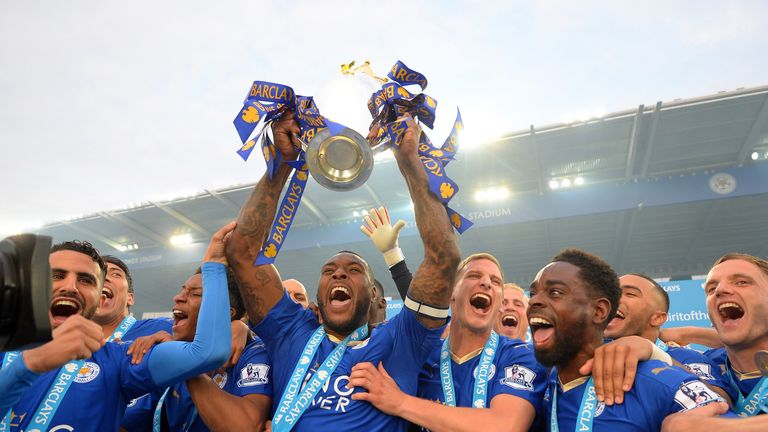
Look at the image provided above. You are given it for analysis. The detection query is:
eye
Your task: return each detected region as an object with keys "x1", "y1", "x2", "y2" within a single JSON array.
[
  {"x1": 549, "y1": 288, "x2": 562, "y2": 296},
  {"x1": 78, "y1": 276, "x2": 95, "y2": 285},
  {"x1": 321, "y1": 268, "x2": 333, "y2": 275}
]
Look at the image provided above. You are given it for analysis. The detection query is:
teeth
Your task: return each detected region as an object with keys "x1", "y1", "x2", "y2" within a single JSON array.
[
  {"x1": 172, "y1": 309, "x2": 187, "y2": 318},
  {"x1": 54, "y1": 300, "x2": 77, "y2": 308},
  {"x1": 616, "y1": 310, "x2": 626, "y2": 319},
  {"x1": 530, "y1": 317, "x2": 552, "y2": 326},
  {"x1": 331, "y1": 286, "x2": 350, "y2": 296},
  {"x1": 719, "y1": 302, "x2": 742, "y2": 311},
  {"x1": 471, "y1": 293, "x2": 490, "y2": 301}
]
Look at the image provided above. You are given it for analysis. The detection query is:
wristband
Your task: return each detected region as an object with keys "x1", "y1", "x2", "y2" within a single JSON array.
[
  {"x1": 383, "y1": 247, "x2": 405, "y2": 268},
  {"x1": 649, "y1": 340, "x2": 673, "y2": 365},
  {"x1": 403, "y1": 295, "x2": 449, "y2": 319}
]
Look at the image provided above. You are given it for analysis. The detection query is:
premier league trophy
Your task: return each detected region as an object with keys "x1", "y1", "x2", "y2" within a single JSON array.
[{"x1": 232, "y1": 59, "x2": 469, "y2": 265}]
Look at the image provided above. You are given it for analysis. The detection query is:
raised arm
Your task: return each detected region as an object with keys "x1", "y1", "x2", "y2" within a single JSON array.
[
  {"x1": 225, "y1": 113, "x2": 301, "y2": 325},
  {"x1": 146, "y1": 223, "x2": 235, "y2": 387},
  {"x1": 393, "y1": 116, "x2": 460, "y2": 328}
]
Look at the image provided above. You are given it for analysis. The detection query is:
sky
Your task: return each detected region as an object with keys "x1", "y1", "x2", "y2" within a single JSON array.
[{"x1": 1, "y1": 0, "x2": 767, "y2": 236}]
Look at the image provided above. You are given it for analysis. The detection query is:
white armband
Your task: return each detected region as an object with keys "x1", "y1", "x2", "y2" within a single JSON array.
[{"x1": 403, "y1": 296, "x2": 449, "y2": 319}]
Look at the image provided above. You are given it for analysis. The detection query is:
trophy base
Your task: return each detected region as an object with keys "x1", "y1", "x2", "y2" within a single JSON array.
[{"x1": 306, "y1": 127, "x2": 373, "y2": 191}]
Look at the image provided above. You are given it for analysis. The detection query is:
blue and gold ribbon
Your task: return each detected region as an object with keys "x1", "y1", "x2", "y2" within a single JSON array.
[
  {"x1": 233, "y1": 83, "x2": 333, "y2": 264},
  {"x1": 367, "y1": 61, "x2": 472, "y2": 234}
]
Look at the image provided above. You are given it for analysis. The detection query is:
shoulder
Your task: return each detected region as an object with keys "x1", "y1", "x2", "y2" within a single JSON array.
[
  {"x1": 635, "y1": 360, "x2": 700, "y2": 389},
  {"x1": 703, "y1": 347, "x2": 727, "y2": 364}
]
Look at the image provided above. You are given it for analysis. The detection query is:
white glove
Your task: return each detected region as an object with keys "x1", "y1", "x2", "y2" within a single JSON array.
[{"x1": 360, "y1": 206, "x2": 406, "y2": 267}]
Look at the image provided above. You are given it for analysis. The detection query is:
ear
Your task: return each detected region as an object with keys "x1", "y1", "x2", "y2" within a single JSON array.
[
  {"x1": 593, "y1": 297, "x2": 611, "y2": 326},
  {"x1": 127, "y1": 292, "x2": 135, "y2": 308},
  {"x1": 649, "y1": 310, "x2": 668, "y2": 328},
  {"x1": 229, "y1": 306, "x2": 237, "y2": 320}
]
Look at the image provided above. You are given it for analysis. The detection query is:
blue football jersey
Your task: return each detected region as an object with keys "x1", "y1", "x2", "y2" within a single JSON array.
[
  {"x1": 544, "y1": 360, "x2": 727, "y2": 431},
  {"x1": 122, "y1": 317, "x2": 174, "y2": 341},
  {"x1": 122, "y1": 337, "x2": 272, "y2": 432},
  {"x1": 253, "y1": 292, "x2": 444, "y2": 432},
  {"x1": 667, "y1": 346, "x2": 736, "y2": 401},
  {"x1": 705, "y1": 347, "x2": 765, "y2": 416},
  {"x1": 5, "y1": 341, "x2": 159, "y2": 431},
  {"x1": 418, "y1": 337, "x2": 548, "y2": 415}
]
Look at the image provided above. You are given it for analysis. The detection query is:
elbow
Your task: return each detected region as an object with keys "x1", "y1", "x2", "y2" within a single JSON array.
[{"x1": 199, "y1": 339, "x2": 231, "y2": 372}]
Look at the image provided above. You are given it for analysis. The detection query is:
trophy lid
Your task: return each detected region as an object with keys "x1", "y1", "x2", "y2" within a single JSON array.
[{"x1": 305, "y1": 127, "x2": 373, "y2": 191}]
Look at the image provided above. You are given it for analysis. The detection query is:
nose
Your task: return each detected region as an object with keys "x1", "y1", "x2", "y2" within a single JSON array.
[
  {"x1": 173, "y1": 289, "x2": 187, "y2": 304},
  {"x1": 332, "y1": 267, "x2": 348, "y2": 280},
  {"x1": 56, "y1": 273, "x2": 79, "y2": 295},
  {"x1": 713, "y1": 281, "x2": 733, "y2": 297}
]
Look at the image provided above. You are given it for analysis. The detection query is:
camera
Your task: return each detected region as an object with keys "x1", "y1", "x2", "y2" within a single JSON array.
[{"x1": 0, "y1": 234, "x2": 53, "y2": 351}]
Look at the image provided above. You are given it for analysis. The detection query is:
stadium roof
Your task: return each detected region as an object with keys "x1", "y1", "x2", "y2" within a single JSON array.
[{"x1": 31, "y1": 84, "x2": 768, "y2": 316}]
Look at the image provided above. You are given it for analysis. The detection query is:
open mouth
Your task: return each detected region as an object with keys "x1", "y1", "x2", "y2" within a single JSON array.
[
  {"x1": 718, "y1": 302, "x2": 745, "y2": 322},
  {"x1": 102, "y1": 287, "x2": 114, "y2": 299},
  {"x1": 608, "y1": 309, "x2": 626, "y2": 327},
  {"x1": 172, "y1": 309, "x2": 189, "y2": 327},
  {"x1": 501, "y1": 314, "x2": 519, "y2": 328},
  {"x1": 529, "y1": 317, "x2": 554, "y2": 346},
  {"x1": 329, "y1": 286, "x2": 352, "y2": 307},
  {"x1": 50, "y1": 298, "x2": 82, "y2": 323},
  {"x1": 469, "y1": 293, "x2": 492, "y2": 314}
]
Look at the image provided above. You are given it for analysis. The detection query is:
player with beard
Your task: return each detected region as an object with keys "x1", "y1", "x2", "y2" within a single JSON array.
[
  {"x1": 0, "y1": 227, "x2": 233, "y2": 431},
  {"x1": 702, "y1": 253, "x2": 768, "y2": 417},
  {"x1": 94, "y1": 255, "x2": 174, "y2": 342},
  {"x1": 495, "y1": 283, "x2": 529, "y2": 342},
  {"x1": 603, "y1": 273, "x2": 733, "y2": 403},
  {"x1": 226, "y1": 112, "x2": 460, "y2": 432},
  {"x1": 121, "y1": 266, "x2": 272, "y2": 432},
  {"x1": 528, "y1": 248, "x2": 729, "y2": 431},
  {"x1": 347, "y1": 253, "x2": 547, "y2": 432}
]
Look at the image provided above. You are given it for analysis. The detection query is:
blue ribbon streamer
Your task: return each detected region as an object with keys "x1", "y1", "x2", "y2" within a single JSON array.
[
  {"x1": 367, "y1": 61, "x2": 472, "y2": 234},
  {"x1": 29, "y1": 360, "x2": 86, "y2": 431},
  {"x1": 550, "y1": 376, "x2": 597, "y2": 432},
  {"x1": 440, "y1": 331, "x2": 499, "y2": 408}
]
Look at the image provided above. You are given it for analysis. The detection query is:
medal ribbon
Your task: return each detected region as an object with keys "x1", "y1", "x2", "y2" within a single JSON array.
[
  {"x1": 655, "y1": 338, "x2": 669, "y2": 352},
  {"x1": 725, "y1": 358, "x2": 768, "y2": 416},
  {"x1": 440, "y1": 331, "x2": 499, "y2": 408},
  {"x1": 550, "y1": 376, "x2": 597, "y2": 432},
  {"x1": 28, "y1": 360, "x2": 85, "y2": 431},
  {"x1": 0, "y1": 352, "x2": 20, "y2": 431},
  {"x1": 152, "y1": 387, "x2": 199, "y2": 432},
  {"x1": 107, "y1": 315, "x2": 137, "y2": 342},
  {"x1": 272, "y1": 324, "x2": 368, "y2": 432}
]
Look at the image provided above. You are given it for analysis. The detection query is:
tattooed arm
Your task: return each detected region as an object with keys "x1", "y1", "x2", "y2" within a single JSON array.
[
  {"x1": 393, "y1": 115, "x2": 460, "y2": 328},
  {"x1": 226, "y1": 113, "x2": 301, "y2": 325}
]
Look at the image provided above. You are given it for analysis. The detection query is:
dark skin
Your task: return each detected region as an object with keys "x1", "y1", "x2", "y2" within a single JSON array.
[
  {"x1": 528, "y1": 261, "x2": 611, "y2": 384},
  {"x1": 226, "y1": 112, "x2": 459, "y2": 336}
]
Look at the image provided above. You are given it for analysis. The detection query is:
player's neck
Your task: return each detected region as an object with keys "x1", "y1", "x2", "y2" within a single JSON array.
[
  {"x1": 100, "y1": 312, "x2": 129, "y2": 339},
  {"x1": 558, "y1": 333, "x2": 602, "y2": 384},
  {"x1": 726, "y1": 337, "x2": 768, "y2": 373},
  {"x1": 640, "y1": 327, "x2": 660, "y2": 343},
  {"x1": 449, "y1": 321, "x2": 492, "y2": 358}
]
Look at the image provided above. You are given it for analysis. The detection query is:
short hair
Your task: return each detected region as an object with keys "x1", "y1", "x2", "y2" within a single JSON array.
[
  {"x1": 51, "y1": 240, "x2": 106, "y2": 281},
  {"x1": 373, "y1": 278, "x2": 384, "y2": 299},
  {"x1": 626, "y1": 273, "x2": 669, "y2": 312},
  {"x1": 503, "y1": 282, "x2": 528, "y2": 298},
  {"x1": 333, "y1": 250, "x2": 374, "y2": 283},
  {"x1": 456, "y1": 253, "x2": 505, "y2": 281},
  {"x1": 102, "y1": 255, "x2": 133, "y2": 293},
  {"x1": 195, "y1": 266, "x2": 245, "y2": 320},
  {"x1": 551, "y1": 248, "x2": 620, "y2": 326},
  {"x1": 713, "y1": 253, "x2": 768, "y2": 278}
]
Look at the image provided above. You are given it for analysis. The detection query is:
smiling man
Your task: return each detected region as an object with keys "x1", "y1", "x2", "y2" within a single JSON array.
[
  {"x1": 604, "y1": 273, "x2": 733, "y2": 403},
  {"x1": 495, "y1": 283, "x2": 529, "y2": 342},
  {"x1": 529, "y1": 248, "x2": 728, "y2": 431},
  {"x1": 347, "y1": 253, "x2": 547, "y2": 432},
  {"x1": 93, "y1": 255, "x2": 173, "y2": 341},
  {"x1": 0, "y1": 226, "x2": 233, "y2": 431},
  {"x1": 702, "y1": 253, "x2": 768, "y2": 417},
  {"x1": 226, "y1": 113, "x2": 459, "y2": 431}
]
